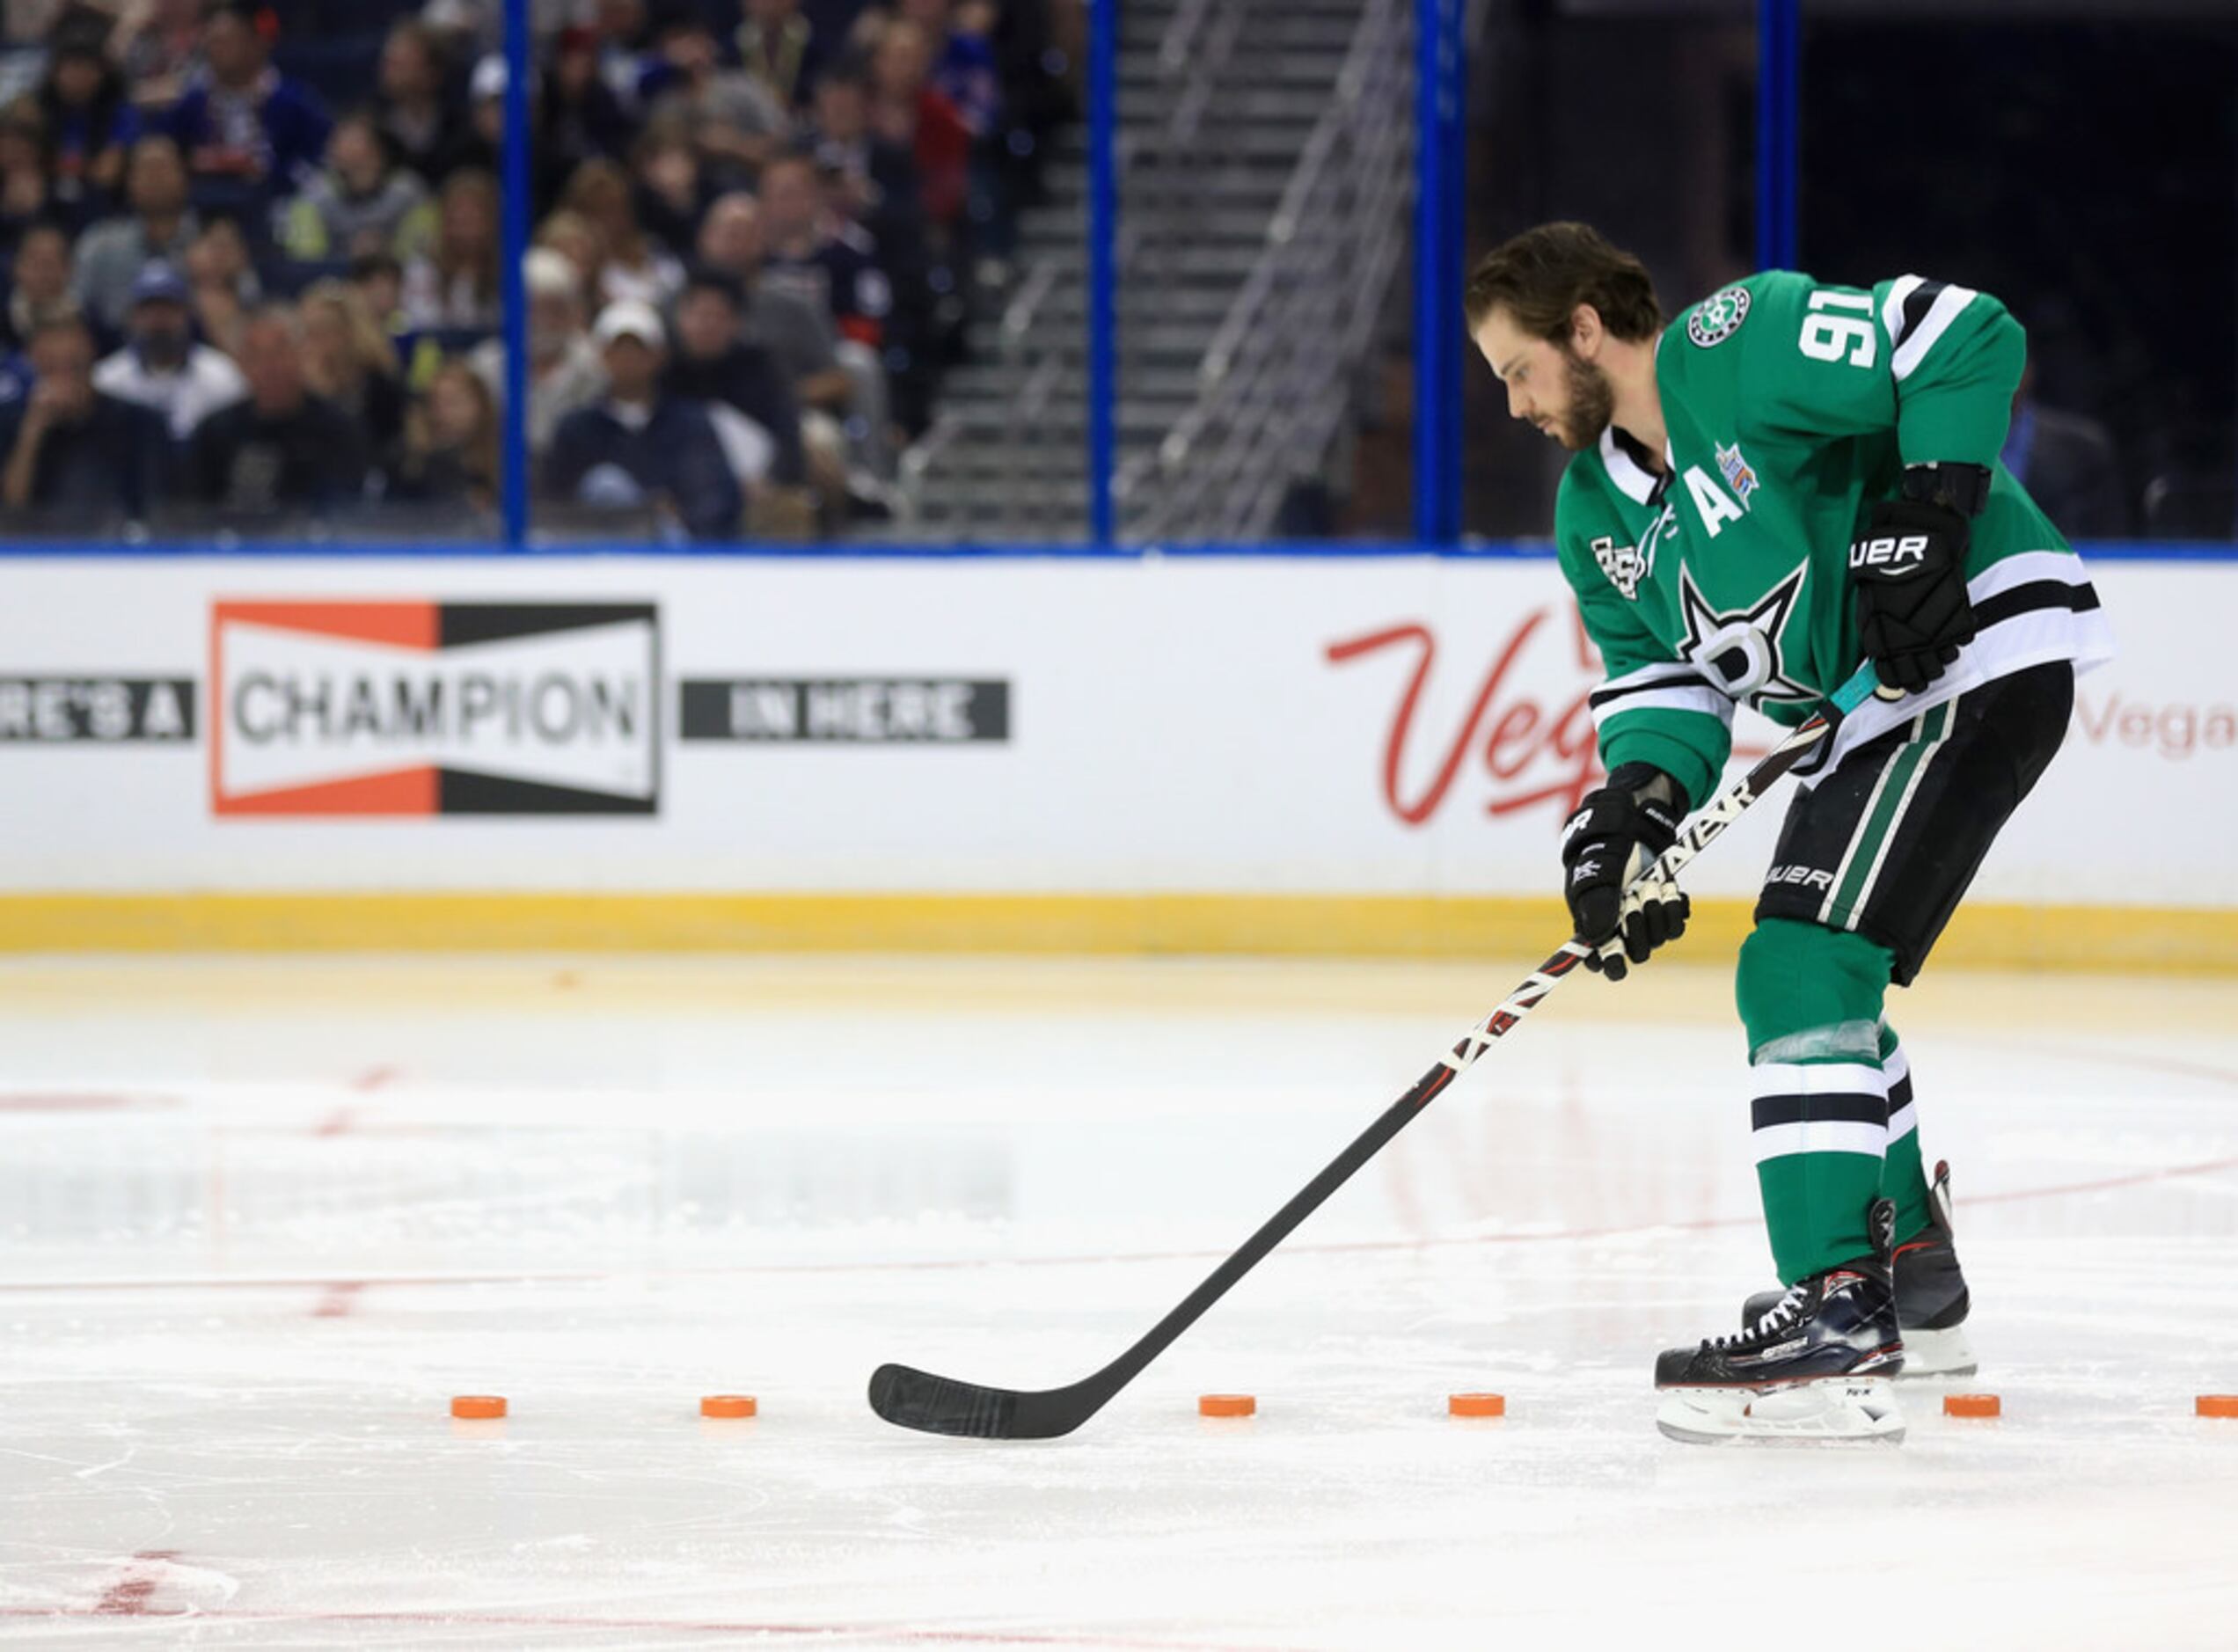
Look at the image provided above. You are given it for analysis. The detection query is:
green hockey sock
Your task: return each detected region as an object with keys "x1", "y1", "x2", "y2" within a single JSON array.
[
  {"x1": 1876, "y1": 1023, "x2": 1933, "y2": 1243},
  {"x1": 1736, "y1": 920, "x2": 1897, "y2": 1284}
]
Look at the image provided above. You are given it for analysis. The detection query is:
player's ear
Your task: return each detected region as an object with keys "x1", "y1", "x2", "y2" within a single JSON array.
[{"x1": 1569, "y1": 303, "x2": 1604, "y2": 357}]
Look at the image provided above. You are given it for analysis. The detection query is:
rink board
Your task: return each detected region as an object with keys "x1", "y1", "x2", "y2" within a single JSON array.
[{"x1": 0, "y1": 555, "x2": 2225, "y2": 966}]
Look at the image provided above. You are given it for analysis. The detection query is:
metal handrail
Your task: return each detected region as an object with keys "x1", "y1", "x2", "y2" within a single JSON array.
[
  {"x1": 896, "y1": 0, "x2": 1240, "y2": 530},
  {"x1": 1123, "y1": 0, "x2": 1414, "y2": 539}
]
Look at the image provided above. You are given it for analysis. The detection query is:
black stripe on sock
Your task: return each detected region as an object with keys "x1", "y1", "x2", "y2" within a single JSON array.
[
  {"x1": 1972, "y1": 579, "x2": 2103, "y2": 630},
  {"x1": 1898, "y1": 279, "x2": 1948, "y2": 343},
  {"x1": 1888, "y1": 1071, "x2": 1914, "y2": 1109},
  {"x1": 1752, "y1": 1093, "x2": 1890, "y2": 1130}
]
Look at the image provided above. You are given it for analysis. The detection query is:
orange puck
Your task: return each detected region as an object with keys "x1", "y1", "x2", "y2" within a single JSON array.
[
  {"x1": 450, "y1": 1395, "x2": 507, "y2": 1420},
  {"x1": 2198, "y1": 1395, "x2": 2238, "y2": 1419},
  {"x1": 1943, "y1": 1393, "x2": 2001, "y2": 1419},
  {"x1": 1449, "y1": 1393, "x2": 1506, "y2": 1418},
  {"x1": 1198, "y1": 1393, "x2": 1255, "y2": 1418},
  {"x1": 700, "y1": 1394, "x2": 757, "y2": 1419}
]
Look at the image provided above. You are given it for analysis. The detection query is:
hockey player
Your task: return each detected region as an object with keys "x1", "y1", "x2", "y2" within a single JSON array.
[{"x1": 1466, "y1": 223, "x2": 2113, "y2": 1442}]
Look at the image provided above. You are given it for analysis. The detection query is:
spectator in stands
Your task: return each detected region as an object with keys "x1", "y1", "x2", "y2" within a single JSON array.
[
  {"x1": 184, "y1": 303, "x2": 369, "y2": 512},
  {"x1": 446, "y1": 54, "x2": 505, "y2": 180},
  {"x1": 537, "y1": 26, "x2": 631, "y2": 214},
  {"x1": 898, "y1": 0, "x2": 1000, "y2": 138},
  {"x1": 0, "y1": 100, "x2": 57, "y2": 253},
  {"x1": 807, "y1": 54, "x2": 923, "y2": 255},
  {"x1": 401, "y1": 166, "x2": 499, "y2": 327},
  {"x1": 736, "y1": 0, "x2": 826, "y2": 112},
  {"x1": 169, "y1": 2, "x2": 333, "y2": 195},
  {"x1": 71, "y1": 132, "x2": 195, "y2": 332},
  {"x1": 348, "y1": 248, "x2": 406, "y2": 335},
  {"x1": 646, "y1": 11, "x2": 786, "y2": 190},
  {"x1": 542, "y1": 297, "x2": 742, "y2": 541},
  {"x1": 0, "y1": 312, "x2": 170, "y2": 516},
  {"x1": 389, "y1": 359, "x2": 496, "y2": 508},
  {"x1": 421, "y1": 0, "x2": 497, "y2": 62},
  {"x1": 560, "y1": 157, "x2": 677, "y2": 306},
  {"x1": 113, "y1": 0, "x2": 203, "y2": 114},
  {"x1": 285, "y1": 110, "x2": 433, "y2": 261},
  {"x1": 512, "y1": 244, "x2": 605, "y2": 453},
  {"x1": 867, "y1": 18, "x2": 969, "y2": 228},
  {"x1": 1, "y1": 221, "x2": 77, "y2": 355},
  {"x1": 533, "y1": 207, "x2": 608, "y2": 309},
  {"x1": 373, "y1": 19, "x2": 465, "y2": 186},
  {"x1": 694, "y1": 187, "x2": 867, "y2": 502},
  {"x1": 181, "y1": 212, "x2": 257, "y2": 354},
  {"x1": 2004, "y1": 358, "x2": 2128, "y2": 537},
  {"x1": 757, "y1": 150, "x2": 893, "y2": 354},
  {"x1": 39, "y1": 10, "x2": 137, "y2": 227},
  {"x1": 90, "y1": 258, "x2": 245, "y2": 440},
  {"x1": 629, "y1": 117, "x2": 708, "y2": 262},
  {"x1": 299, "y1": 279, "x2": 405, "y2": 468},
  {"x1": 667, "y1": 264, "x2": 807, "y2": 490},
  {"x1": 590, "y1": 0, "x2": 657, "y2": 113}
]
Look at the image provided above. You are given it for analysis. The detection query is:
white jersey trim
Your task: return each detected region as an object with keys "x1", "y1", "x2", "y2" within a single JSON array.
[
  {"x1": 1880, "y1": 275, "x2": 1927, "y2": 348},
  {"x1": 1598, "y1": 427, "x2": 1659, "y2": 507},
  {"x1": 1891, "y1": 283, "x2": 1979, "y2": 383},
  {"x1": 1592, "y1": 683, "x2": 1736, "y2": 732},
  {"x1": 1795, "y1": 550, "x2": 2114, "y2": 789}
]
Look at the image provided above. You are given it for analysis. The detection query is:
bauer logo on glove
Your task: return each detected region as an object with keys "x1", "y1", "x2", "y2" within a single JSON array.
[{"x1": 1558, "y1": 762, "x2": 1693, "y2": 981}]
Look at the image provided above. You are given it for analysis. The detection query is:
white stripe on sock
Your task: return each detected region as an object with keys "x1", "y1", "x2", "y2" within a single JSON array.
[{"x1": 1752, "y1": 1119, "x2": 1891, "y2": 1163}]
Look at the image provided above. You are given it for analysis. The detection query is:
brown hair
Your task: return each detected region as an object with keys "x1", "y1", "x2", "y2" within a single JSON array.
[
  {"x1": 1463, "y1": 222, "x2": 1663, "y2": 345},
  {"x1": 427, "y1": 361, "x2": 499, "y2": 494}
]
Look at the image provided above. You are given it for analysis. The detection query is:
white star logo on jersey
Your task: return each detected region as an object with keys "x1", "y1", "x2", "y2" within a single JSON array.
[{"x1": 1678, "y1": 563, "x2": 1817, "y2": 707}]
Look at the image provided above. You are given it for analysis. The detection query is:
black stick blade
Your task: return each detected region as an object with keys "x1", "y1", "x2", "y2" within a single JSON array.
[
  {"x1": 868, "y1": 1363, "x2": 1026, "y2": 1437},
  {"x1": 868, "y1": 1362, "x2": 1115, "y2": 1439}
]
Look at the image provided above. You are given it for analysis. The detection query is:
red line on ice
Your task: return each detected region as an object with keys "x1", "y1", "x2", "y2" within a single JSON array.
[
  {"x1": 4, "y1": 1038, "x2": 2234, "y2": 1299},
  {"x1": 4, "y1": 1606, "x2": 1298, "y2": 1649},
  {"x1": 0, "y1": 1093, "x2": 174, "y2": 1113},
  {"x1": 3, "y1": 1145, "x2": 2234, "y2": 1298},
  {"x1": 311, "y1": 1280, "x2": 366, "y2": 1318},
  {"x1": 91, "y1": 1551, "x2": 178, "y2": 1616}
]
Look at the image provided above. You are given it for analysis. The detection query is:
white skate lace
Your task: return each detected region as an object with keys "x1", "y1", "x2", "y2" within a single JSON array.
[{"x1": 1709, "y1": 1283, "x2": 1809, "y2": 1349}]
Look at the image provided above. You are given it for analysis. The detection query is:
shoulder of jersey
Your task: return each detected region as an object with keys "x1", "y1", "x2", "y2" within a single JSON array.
[{"x1": 1670, "y1": 270, "x2": 1811, "y2": 355}]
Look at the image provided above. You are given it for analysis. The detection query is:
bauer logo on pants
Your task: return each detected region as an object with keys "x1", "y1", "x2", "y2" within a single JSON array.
[{"x1": 210, "y1": 601, "x2": 659, "y2": 815}]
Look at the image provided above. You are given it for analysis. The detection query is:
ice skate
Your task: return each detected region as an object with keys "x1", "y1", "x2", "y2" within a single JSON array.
[
  {"x1": 1659, "y1": 1202, "x2": 1905, "y2": 1444},
  {"x1": 1741, "y1": 1160, "x2": 1974, "y2": 1378}
]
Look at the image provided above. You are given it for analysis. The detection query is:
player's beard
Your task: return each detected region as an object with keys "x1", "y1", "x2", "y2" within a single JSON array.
[{"x1": 1554, "y1": 348, "x2": 1616, "y2": 451}]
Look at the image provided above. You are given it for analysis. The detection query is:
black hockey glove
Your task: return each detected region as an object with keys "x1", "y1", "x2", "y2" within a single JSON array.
[
  {"x1": 1560, "y1": 763, "x2": 1691, "y2": 982},
  {"x1": 1848, "y1": 464, "x2": 1987, "y2": 696}
]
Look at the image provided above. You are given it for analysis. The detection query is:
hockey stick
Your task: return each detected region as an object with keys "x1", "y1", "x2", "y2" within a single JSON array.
[{"x1": 867, "y1": 662, "x2": 1887, "y2": 1438}]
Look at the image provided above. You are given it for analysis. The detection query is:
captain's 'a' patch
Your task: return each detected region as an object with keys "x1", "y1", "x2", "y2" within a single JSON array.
[{"x1": 1687, "y1": 285, "x2": 1752, "y2": 348}]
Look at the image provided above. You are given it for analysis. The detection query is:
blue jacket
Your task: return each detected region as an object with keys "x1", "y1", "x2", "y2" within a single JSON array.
[
  {"x1": 543, "y1": 397, "x2": 743, "y2": 542},
  {"x1": 168, "y1": 70, "x2": 333, "y2": 194}
]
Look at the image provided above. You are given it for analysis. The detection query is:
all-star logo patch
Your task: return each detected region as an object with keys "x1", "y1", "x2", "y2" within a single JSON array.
[
  {"x1": 1715, "y1": 441, "x2": 1759, "y2": 506},
  {"x1": 1687, "y1": 286, "x2": 1752, "y2": 348},
  {"x1": 1591, "y1": 534, "x2": 1650, "y2": 602},
  {"x1": 1678, "y1": 563, "x2": 1816, "y2": 707}
]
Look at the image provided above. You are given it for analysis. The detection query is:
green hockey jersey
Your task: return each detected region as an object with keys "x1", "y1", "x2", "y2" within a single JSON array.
[{"x1": 1554, "y1": 270, "x2": 2115, "y2": 809}]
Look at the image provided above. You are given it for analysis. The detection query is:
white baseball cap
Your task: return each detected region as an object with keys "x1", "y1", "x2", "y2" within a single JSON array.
[{"x1": 591, "y1": 299, "x2": 665, "y2": 348}]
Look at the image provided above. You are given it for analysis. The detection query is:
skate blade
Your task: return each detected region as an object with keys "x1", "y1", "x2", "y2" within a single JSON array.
[
  {"x1": 1656, "y1": 1377, "x2": 1905, "y2": 1444},
  {"x1": 1893, "y1": 1324, "x2": 1977, "y2": 1380}
]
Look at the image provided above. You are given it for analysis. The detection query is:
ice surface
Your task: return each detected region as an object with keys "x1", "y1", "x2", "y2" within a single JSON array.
[{"x1": 3, "y1": 955, "x2": 2235, "y2": 1648}]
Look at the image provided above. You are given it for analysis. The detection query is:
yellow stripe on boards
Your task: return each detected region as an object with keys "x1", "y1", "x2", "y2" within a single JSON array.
[{"x1": 0, "y1": 894, "x2": 2229, "y2": 974}]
